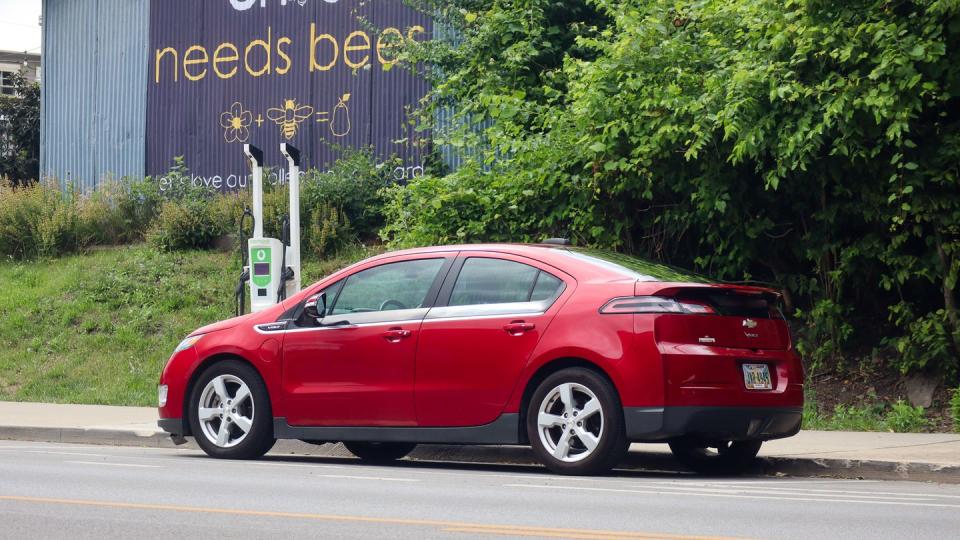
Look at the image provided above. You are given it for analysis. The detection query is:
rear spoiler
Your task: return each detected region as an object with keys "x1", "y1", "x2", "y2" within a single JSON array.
[{"x1": 638, "y1": 282, "x2": 783, "y2": 299}]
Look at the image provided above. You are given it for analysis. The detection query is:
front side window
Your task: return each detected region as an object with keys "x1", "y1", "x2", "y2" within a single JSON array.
[
  {"x1": 330, "y1": 258, "x2": 445, "y2": 315},
  {"x1": 449, "y1": 258, "x2": 564, "y2": 307},
  {"x1": 315, "y1": 279, "x2": 344, "y2": 316}
]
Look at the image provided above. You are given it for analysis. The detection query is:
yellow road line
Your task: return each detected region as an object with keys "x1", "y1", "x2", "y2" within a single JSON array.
[
  {"x1": 0, "y1": 495, "x2": 749, "y2": 540},
  {"x1": 442, "y1": 526, "x2": 708, "y2": 539}
]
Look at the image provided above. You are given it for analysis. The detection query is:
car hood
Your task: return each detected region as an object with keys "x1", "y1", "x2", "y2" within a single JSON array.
[{"x1": 190, "y1": 312, "x2": 259, "y2": 336}]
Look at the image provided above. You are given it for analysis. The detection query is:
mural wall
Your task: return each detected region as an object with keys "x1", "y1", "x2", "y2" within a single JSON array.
[{"x1": 146, "y1": 0, "x2": 431, "y2": 191}]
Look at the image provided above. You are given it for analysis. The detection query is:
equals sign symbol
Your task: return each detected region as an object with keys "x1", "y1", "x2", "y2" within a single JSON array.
[{"x1": 315, "y1": 111, "x2": 329, "y2": 123}]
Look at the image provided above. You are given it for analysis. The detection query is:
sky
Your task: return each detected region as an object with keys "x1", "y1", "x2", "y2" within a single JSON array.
[{"x1": 0, "y1": 0, "x2": 42, "y2": 53}]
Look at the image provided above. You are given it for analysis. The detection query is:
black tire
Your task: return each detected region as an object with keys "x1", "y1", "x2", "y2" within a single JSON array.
[
  {"x1": 343, "y1": 441, "x2": 417, "y2": 463},
  {"x1": 668, "y1": 439, "x2": 762, "y2": 475},
  {"x1": 526, "y1": 367, "x2": 629, "y2": 475},
  {"x1": 188, "y1": 359, "x2": 276, "y2": 460}
]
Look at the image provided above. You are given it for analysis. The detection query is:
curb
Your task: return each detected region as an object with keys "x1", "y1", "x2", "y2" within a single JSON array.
[
  {"x1": 406, "y1": 444, "x2": 960, "y2": 483},
  {"x1": 3, "y1": 425, "x2": 959, "y2": 483},
  {"x1": 0, "y1": 426, "x2": 181, "y2": 448},
  {"x1": 753, "y1": 456, "x2": 960, "y2": 484}
]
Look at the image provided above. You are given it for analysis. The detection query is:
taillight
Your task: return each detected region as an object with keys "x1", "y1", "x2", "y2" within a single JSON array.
[{"x1": 599, "y1": 296, "x2": 717, "y2": 315}]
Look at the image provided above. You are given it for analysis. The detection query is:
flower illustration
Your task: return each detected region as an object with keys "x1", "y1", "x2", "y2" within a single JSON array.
[{"x1": 220, "y1": 102, "x2": 253, "y2": 143}]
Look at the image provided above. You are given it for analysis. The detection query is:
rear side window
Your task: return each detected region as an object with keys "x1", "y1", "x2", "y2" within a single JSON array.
[
  {"x1": 449, "y1": 258, "x2": 564, "y2": 307},
  {"x1": 530, "y1": 272, "x2": 563, "y2": 302}
]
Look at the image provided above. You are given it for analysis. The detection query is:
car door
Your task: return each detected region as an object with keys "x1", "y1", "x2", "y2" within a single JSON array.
[
  {"x1": 414, "y1": 253, "x2": 570, "y2": 427},
  {"x1": 281, "y1": 255, "x2": 453, "y2": 427}
]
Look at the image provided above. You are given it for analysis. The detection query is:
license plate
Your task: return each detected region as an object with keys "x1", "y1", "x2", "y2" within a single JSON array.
[{"x1": 742, "y1": 363, "x2": 772, "y2": 390}]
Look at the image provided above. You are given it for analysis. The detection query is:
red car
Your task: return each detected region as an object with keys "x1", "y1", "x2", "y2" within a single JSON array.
[{"x1": 158, "y1": 244, "x2": 803, "y2": 475}]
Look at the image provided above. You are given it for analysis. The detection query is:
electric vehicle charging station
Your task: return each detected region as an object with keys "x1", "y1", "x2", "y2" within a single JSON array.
[
  {"x1": 237, "y1": 143, "x2": 303, "y2": 315},
  {"x1": 280, "y1": 143, "x2": 302, "y2": 297}
]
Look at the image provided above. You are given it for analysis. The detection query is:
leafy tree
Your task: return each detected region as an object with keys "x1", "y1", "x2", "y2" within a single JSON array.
[
  {"x1": 0, "y1": 71, "x2": 40, "y2": 183},
  {"x1": 389, "y1": 0, "x2": 960, "y2": 380}
]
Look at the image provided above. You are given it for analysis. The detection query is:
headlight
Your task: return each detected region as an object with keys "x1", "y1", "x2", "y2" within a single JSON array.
[
  {"x1": 174, "y1": 334, "x2": 204, "y2": 353},
  {"x1": 158, "y1": 384, "x2": 168, "y2": 407}
]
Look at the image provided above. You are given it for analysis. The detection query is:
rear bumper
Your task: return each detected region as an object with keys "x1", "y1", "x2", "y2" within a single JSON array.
[{"x1": 624, "y1": 406, "x2": 802, "y2": 442}]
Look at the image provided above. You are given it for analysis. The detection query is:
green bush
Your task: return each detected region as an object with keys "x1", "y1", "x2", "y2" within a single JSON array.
[
  {"x1": 0, "y1": 176, "x2": 166, "y2": 259},
  {"x1": 391, "y1": 0, "x2": 960, "y2": 378},
  {"x1": 145, "y1": 158, "x2": 243, "y2": 252},
  {"x1": 794, "y1": 300, "x2": 855, "y2": 373},
  {"x1": 35, "y1": 192, "x2": 80, "y2": 258},
  {"x1": 827, "y1": 403, "x2": 887, "y2": 432},
  {"x1": 147, "y1": 198, "x2": 226, "y2": 252},
  {"x1": 882, "y1": 400, "x2": 931, "y2": 433},
  {"x1": 300, "y1": 148, "x2": 396, "y2": 241},
  {"x1": 76, "y1": 178, "x2": 162, "y2": 246},
  {"x1": 0, "y1": 152, "x2": 396, "y2": 259},
  {"x1": 260, "y1": 186, "x2": 290, "y2": 241},
  {"x1": 0, "y1": 72, "x2": 40, "y2": 183},
  {"x1": 307, "y1": 203, "x2": 355, "y2": 258},
  {"x1": 145, "y1": 151, "x2": 391, "y2": 255},
  {"x1": 801, "y1": 388, "x2": 827, "y2": 430},
  {"x1": 884, "y1": 304, "x2": 959, "y2": 376},
  {"x1": 950, "y1": 388, "x2": 960, "y2": 433},
  {"x1": 0, "y1": 180, "x2": 82, "y2": 258}
]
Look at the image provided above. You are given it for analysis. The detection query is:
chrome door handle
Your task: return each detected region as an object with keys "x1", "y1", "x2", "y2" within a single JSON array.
[
  {"x1": 503, "y1": 321, "x2": 535, "y2": 335},
  {"x1": 383, "y1": 328, "x2": 412, "y2": 342}
]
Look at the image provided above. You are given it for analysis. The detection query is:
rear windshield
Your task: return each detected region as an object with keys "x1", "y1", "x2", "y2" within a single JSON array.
[
  {"x1": 559, "y1": 248, "x2": 713, "y2": 283},
  {"x1": 682, "y1": 289, "x2": 779, "y2": 318}
]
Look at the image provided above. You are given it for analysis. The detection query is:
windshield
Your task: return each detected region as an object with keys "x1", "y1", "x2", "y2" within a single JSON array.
[{"x1": 559, "y1": 248, "x2": 713, "y2": 283}]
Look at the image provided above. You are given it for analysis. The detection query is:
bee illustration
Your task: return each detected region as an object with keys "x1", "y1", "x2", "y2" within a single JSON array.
[{"x1": 267, "y1": 99, "x2": 315, "y2": 140}]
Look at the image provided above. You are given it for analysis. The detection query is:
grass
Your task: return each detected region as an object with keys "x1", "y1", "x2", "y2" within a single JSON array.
[
  {"x1": 803, "y1": 389, "x2": 932, "y2": 433},
  {"x1": 951, "y1": 388, "x2": 960, "y2": 433},
  {"x1": 0, "y1": 244, "x2": 375, "y2": 406}
]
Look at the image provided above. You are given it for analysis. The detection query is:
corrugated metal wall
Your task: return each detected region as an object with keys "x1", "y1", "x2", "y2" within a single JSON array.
[
  {"x1": 41, "y1": 0, "x2": 149, "y2": 191},
  {"x1": 432, "y1": 18, "x2": 473, "y2": 173}
]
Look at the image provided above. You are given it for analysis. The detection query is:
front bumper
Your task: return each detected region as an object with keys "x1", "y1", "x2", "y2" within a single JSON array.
[
  {"x1": 158, "y1": 417, "x2": 186, "y2": 436},
  {"x1": 624, "y1": 406, "x2": 802, "y2": 442}
]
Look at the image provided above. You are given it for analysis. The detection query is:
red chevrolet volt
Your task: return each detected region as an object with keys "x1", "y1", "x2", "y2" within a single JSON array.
[{"x1": 158, "y1": 244, "x2": 803, "y2": 475}]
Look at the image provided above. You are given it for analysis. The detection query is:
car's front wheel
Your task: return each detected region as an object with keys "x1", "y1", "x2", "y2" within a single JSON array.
[
  {"x1": 668, "y1": 439, "x2": 762, "y2": 474},
  {"x1": 188, "y1": 360, "x2": 276, "y2": 459},
  {"x1": 343, "y1": 442, "x2": 417, "y2": 463},
  {"x1": 526, "y1": 368, "x2": 629, "y2": 475}
]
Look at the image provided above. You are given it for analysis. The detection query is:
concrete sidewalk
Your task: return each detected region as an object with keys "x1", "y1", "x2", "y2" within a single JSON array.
[{"x1": 1, "y1": 400, "x2": 958, "y2": 482}]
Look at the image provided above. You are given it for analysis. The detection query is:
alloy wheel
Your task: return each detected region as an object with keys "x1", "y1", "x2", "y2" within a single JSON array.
[
  {"x1": 197, "y1": 374, "x2": 254, "y2": 448},
  {"x1": 536, "y1": 382, "x2": 604, "y2": 463}
]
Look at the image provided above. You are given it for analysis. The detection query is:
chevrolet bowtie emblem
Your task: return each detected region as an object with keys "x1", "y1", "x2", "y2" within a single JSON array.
[{"x1": 742, "y1": 318, "x2": 758, "y2": 329}]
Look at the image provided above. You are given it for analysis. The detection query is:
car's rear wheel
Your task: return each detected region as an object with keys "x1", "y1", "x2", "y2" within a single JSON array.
[
  {"x1": 343, "y1": 442, "x2": 417, "y2": 463},
  {"x1": 188, "y1": 360, "x2": 275, "y2": 459},
  {"x1": 668, "y1": 439, "x2": 762, "y2": 474},
  {"x1": 526, "y1": 368, "x2": 628, "y2": 475}
]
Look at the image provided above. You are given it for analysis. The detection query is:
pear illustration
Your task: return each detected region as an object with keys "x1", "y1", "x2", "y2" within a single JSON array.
[{"x1": 330, "y1": 93, "x2": 351, "y2": 137}]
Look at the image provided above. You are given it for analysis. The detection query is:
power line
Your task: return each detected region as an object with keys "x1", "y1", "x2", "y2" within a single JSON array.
[
  {"x1": 0, "y1": 45, "x2": 41, "y2": 54},
  {"x1": 0, "y1": 20, "x2": 39, "y2": 30}
]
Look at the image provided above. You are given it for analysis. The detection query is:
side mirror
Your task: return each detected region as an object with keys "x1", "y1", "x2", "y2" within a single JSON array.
[{"x1": 303, "y1": 292, "x2": 327, "y2": 320}]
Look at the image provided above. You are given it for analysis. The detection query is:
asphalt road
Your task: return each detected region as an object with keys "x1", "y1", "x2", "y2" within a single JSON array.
[{"x1": 1, "y1": 440, "x2": 959, "y2": 539}]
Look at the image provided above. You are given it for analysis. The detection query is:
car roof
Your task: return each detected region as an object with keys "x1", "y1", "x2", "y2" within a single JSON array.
[{"x1": 366, "y1": 243, "x2": 713, "y2": 284}]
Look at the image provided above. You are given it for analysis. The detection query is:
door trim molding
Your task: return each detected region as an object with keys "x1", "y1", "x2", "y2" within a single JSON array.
[{"x1": 273, "y1": 413, "x2": 521, "y2": 444}]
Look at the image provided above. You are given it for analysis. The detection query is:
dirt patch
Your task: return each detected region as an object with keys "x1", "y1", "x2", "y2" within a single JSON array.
[{"x1": 809, "y1": 361, "x2": 957, "y2": 432}]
